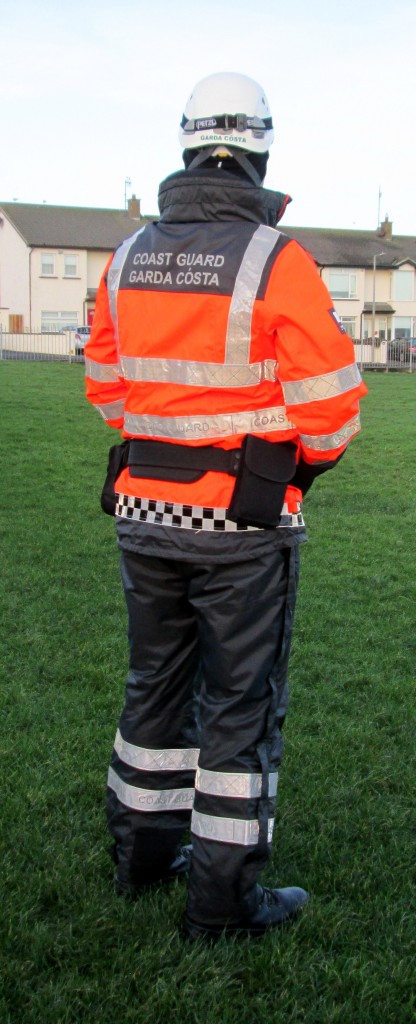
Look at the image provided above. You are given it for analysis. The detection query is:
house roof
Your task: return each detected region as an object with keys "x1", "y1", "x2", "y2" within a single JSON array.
[
  {"x1": 0, "y1": 202, "x2": 151, "y2": 250},
  {"x1": 1, "y1": 200, "x2": 415, "y2": 267},
  {"x1": 281, "y1": 225, "x2": 416, "y2": 269}
]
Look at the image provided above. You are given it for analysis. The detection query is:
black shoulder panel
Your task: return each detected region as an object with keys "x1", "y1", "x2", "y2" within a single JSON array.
[{"x1": 119, "y1": 221, "x2": 259, "y2": 297}]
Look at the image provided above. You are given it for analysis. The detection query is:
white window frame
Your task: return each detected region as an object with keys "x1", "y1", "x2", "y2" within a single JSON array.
[
  {"x1": 64, "y1": 254, "x2": 78, "y2": 278},
  {"x1": 41, "y1": 253, "x2": 55, "y2": 276},
  {"x1": 393, "y1": 269, "x2": 414, "y2": 301},
  {"x1": 41, "y1": 311, "x2": 78, "y2": 332},
  {"x1": 339, "y1": 316, "x2": 357, "y2": 340},
  {"x1": 329, "y1": 269, "x2": 357, "y2": 300},
  {"x1": 393, "y1": 316, "x2": 412, "y2": 339}
]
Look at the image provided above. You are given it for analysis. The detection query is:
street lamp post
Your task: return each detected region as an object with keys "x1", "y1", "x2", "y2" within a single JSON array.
[{"x1": 371, "y1": 251, "x2": 385, "y2": 364}]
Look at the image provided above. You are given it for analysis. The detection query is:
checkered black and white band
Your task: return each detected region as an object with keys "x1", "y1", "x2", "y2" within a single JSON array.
[{"x1": 115, "y1": 494, "x2": 305, "y2": 532}]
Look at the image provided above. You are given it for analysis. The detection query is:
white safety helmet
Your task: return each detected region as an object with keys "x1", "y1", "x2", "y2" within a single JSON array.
[{"x1": 179, "y1": 72, "x2": 274, "y2": 156}]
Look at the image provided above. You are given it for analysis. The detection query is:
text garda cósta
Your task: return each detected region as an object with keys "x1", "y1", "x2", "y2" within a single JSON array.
[{"x1": 128, "y1": 251, "x2": 225, "y2": 288}]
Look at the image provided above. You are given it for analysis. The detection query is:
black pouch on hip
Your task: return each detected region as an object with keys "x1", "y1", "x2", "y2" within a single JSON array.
[
  {"x1": 228, "y1": 436, "x2": 297, "y2": 528},
  {"x1": 100, "y1": 441, "x2": 129, "y2": 515}
]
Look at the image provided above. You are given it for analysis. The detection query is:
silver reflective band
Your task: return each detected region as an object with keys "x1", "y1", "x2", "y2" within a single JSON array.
[
  {"x1": 282, "y1": 363, "x2": 362, "y2": 406},
  {"x1": 120, "y1": 355, "x2": 277, "y2": 388},
  {"x1": 108, "y1": 766, "x2": 194, "y2": 811},
  {"x1": 196, "y1": 767, "x2": 278, "y2": 799},
  {"x1": 94, "y1": 399, "x2": 125, "y2": 422},
  {"x1": 191, "y1": 809, "x2": 275, "y2": 846},
  {"x1": 107, "y1": 228, "x2": 146, "y2": 338},
  {"x1": 114, "y1": 729, "x2": 199, "y2": 772},
  {"x1": 124, "y1": 405, "x2": 294, "y2": 441},
  {"x1": 85, "y1": 357, "x2": 121, "y2": 383},
  {"x1": 225, "y1": 226, "x2": 281, "y2": 365},
  {"x1": 300, "y1": 413, "x2": 361, "y2": 452}
]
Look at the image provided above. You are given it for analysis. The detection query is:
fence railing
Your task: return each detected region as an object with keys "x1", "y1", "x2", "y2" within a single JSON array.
[
  {"x1": 0, "y1": 328, "x2": 414, "y2": 372},
  {"x1": 354, "y1": 339, "x2": 415, "y2": 372},
  {"x1": 0, "y1": 328, "x2": 85, "y2": 362}
]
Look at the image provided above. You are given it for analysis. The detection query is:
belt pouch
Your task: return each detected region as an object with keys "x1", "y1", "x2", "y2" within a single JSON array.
[
  {"x1": 228, "y1": 437, "x2": 297, "y2": 528},
  {"x1": 101, "y1": 441, "x2": 129, "y2": 515}
]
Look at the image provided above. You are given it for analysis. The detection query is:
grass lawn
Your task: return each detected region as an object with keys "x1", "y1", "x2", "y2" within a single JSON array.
[{"x1": 0, "y1": 362, "x2": 415, "y2": 1024}]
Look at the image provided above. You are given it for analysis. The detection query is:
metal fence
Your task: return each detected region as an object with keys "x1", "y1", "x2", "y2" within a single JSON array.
[
  {"x1": 0, "y1": 328, "x2": 85, "y2": 363},
  {"x1": 0, "y1": 327, "x2": 414, "y2": 372},
  {"x1": 354, "y1": 339, "x2": 415, "y2": 372}
]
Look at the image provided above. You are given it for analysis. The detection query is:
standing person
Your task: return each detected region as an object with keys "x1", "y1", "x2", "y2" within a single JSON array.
[{"x1": 85, "y1": 72, "x2": 367, "y2": 941}]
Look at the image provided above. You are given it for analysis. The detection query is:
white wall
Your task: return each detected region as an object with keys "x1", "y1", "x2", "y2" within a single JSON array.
[
  {"x1": 30, "y1": 248, "x2": 88, "y2": 328},
  {"x1": 87, "y1": 250, "x2": 110, "y2": 289},
  {"x1": 0, "y1": 213, "x2": 30, "y2": 329}
]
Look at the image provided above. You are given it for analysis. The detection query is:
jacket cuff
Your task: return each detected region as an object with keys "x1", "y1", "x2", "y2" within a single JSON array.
[{"x1": 292, "y1": 451, "x2": 345, "y2": 496}]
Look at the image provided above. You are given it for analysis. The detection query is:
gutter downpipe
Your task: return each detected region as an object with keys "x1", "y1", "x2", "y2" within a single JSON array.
[
  {"x1": 371, "y1": 251, "x2": 385, "y2": 367},
  {"x1": 359, "y1": 310, "x2": 364, "y2": 372},
  {"x1": 29, "y1": 248, "x2": 33, "y2": 331}
]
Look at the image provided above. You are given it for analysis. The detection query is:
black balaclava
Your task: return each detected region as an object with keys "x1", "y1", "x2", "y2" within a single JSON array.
[{"x1": 183, "y1": 146, "x2": 269, "y2": 186}]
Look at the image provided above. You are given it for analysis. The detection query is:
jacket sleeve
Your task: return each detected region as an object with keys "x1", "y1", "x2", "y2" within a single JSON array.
[
  {"x1": 267, "y1": 239, "x2": 367, "y2": 484},
  {"x1": 84, "y1": 255, "x2": 127, "y2": 429}
]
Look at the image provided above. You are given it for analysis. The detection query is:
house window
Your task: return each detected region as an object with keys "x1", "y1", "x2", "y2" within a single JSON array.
[
  {"x1": 64, "y1": 254, "x2": 78, "y2": 277},
  {"x1": 41, "y1": 253, "x2": 55, "y2": 276},
  {"x1": 394, "y1": 317, "x2": 412, "y2": 339},
  {"x1": 393, "y1": 270, "x2": 414, "y2": 301},
  {"x1": 339, "y1": 317, "x2": 356, "y2": 340},
  {"x1": 329, "y1": 270, "x2": 357, "y2": 299},
  {"x1": 41, "y1": 311, "x2": 78, "y2": 332}
]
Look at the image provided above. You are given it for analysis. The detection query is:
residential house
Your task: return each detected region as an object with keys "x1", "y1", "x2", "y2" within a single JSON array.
[
  {"x1": 0, "y1": 196, "x2": 147, "y2": 332},
  {"x1": 283, "y1": 217, "x2": 416, "y2": 344},
  {"x1": 0, "y1": 200, "x2": 415, "y2": 344}
]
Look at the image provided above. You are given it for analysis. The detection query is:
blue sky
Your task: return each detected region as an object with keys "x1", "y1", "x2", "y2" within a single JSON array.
[{"x1": 1, "y1": 0, "x2": 416, "y2": 233}]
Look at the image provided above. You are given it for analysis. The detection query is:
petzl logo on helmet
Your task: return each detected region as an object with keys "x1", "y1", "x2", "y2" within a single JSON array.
[{"x1": 195, "y1": 118, "x2": 217, "y2": 130}]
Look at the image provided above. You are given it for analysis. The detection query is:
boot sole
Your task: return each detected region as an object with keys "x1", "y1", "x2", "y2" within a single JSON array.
[{"x1": 183, "y1": 905, "x2": 306, "y2": 942}]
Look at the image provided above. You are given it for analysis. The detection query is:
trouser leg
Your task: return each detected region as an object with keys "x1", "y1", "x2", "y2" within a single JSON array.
[
  {"x1": 185, "y1": 546, "x2": 299, "y2": 927},
  {"x1": 107, "y1": 551, "x2": 200, "y2": 886}
]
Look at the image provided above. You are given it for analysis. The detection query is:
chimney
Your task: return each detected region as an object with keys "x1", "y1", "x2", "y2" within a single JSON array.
[
  {"x1": 377, "y1": 214, "x2": 392, "y2": 240},
  {"x1": 128, "y1": 194, "x2": 141, "y2": 219}
]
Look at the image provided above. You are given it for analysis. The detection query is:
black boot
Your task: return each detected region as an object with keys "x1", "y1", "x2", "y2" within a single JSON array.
[
  {"x1": 183, "y1": 883, "x2": 309, "y2": 941},
  {"x1": 115, "y1": 844, "x2": 192, "y2": 898}
]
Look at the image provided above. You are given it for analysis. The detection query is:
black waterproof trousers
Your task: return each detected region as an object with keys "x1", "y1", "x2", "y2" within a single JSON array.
[{"x1": 107, "y1": 544, "x2": 299, "y2": 927}]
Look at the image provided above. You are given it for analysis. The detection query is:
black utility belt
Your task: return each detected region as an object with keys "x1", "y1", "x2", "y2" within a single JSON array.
[
  {"x1": 101, "y1": 436, "x2": 297, "y2": 529},
  {"x1": 128, "y1": 439, "x2": 241, "y2": 482}
]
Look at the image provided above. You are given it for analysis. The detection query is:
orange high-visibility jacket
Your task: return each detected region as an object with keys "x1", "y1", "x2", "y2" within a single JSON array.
[{"x1": 85, "y1": 171, "x2": 367, "y2": 512}]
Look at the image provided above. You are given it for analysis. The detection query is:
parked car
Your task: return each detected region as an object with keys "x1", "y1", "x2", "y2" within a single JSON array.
[{"x1": 74, "y1": 325, "x2": 91, "y2": 355}]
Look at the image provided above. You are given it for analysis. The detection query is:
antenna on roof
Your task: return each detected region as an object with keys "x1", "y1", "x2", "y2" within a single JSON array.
[
  {"x1": 124, "y1": 177, "x2": 132, "y2": 210},
  {"x1": 377, "y1": 186, "x2": 382, "y2": 229}
]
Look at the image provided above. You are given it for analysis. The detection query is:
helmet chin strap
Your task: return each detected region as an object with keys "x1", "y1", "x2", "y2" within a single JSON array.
[{"x1": 185, "y1": 145, "x2": 263, "y2": 186}]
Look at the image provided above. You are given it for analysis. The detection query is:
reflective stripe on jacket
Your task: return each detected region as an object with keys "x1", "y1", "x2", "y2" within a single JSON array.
[{"x1": 85, "y1": 169, "x2": 367, "y2": 510}]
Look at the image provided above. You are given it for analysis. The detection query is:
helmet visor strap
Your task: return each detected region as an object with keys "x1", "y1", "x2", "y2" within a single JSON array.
[
  {"x1": 229, "y1": 149, "x2": 263, "y2": 186},
  {"x1": 184, "y1": 146, "x2": 265, "y2": 186},
  {"x1": 185, "y1": 146, "x2": 218, "y2": 170}
]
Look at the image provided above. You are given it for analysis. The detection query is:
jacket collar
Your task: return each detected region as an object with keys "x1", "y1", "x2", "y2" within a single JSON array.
[{"x1": 158, "y1": 169, "x2": 291, "y2": 228}]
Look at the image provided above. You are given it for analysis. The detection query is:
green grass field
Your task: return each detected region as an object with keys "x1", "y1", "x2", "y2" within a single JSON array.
[{"x1": 0, "y1": 362, "x2": 415, "y2": 1024}]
